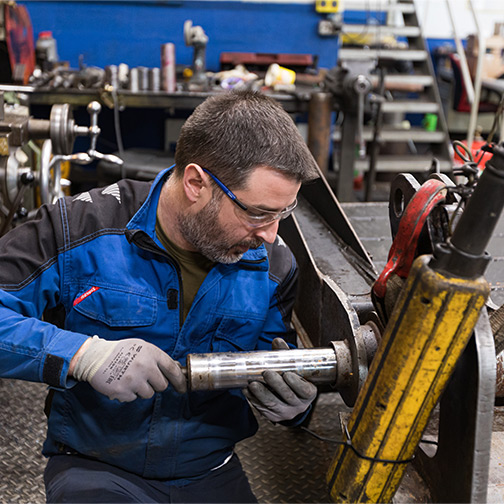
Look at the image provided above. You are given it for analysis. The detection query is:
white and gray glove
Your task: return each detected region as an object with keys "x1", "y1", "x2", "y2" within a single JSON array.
[
  {"x1": 71, "y1": 336, "x2": 187, "y2": 402},
  {"x1": 242, "y1": 338, "x2": 317, "y2": 423}
]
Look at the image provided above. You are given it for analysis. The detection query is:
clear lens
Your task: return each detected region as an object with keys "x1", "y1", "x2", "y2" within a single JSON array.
[{"x1": 235, "y1": 199, "x2": 298, "y2": 228}]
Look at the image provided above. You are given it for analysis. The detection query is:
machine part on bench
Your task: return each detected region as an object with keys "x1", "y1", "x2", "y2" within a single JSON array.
[{"x1": 184, "y1": 321, "x2": 381, "y2": 392}]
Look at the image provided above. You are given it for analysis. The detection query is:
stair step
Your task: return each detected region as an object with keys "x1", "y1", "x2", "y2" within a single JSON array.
[
  {"x1": 344, "y1": 0, "x2": 416, "y2": 13},
  {"x1": 381, "y1": 101, "x2": 440, "y2": 113},
  {"x1": 332, "y1": 126, "x2": 447, "y2": 143},
  {"x1": 333, "y1": 155, "x2": 452, "y2": 173},
  {"x1": 338, "y1": 48, "x2": 428, "y2": 61},
  {"x1": 376, "y1": 74, "x2": 433, "y2": 86},
  {"x1": 368, "y1": 74, "x2": 434, "y2": 92},
  {"x1": 341, "y1": 24, "x2": 421, "y2": 37}
]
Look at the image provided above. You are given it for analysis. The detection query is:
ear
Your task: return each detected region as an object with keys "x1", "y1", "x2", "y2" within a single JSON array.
[{"x1": 182, "y1": 164, "x2": 211, "y2": 204}]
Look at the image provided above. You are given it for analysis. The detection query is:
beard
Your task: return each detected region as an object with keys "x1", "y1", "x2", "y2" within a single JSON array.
[{"x1": 177, "y1": 197, "x2": 263, "y2": 264}]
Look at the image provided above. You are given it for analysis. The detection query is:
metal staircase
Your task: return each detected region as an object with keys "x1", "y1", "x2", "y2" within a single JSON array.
[{"x1": 331, "y1": 0, "x2": 453, "y2": 201}]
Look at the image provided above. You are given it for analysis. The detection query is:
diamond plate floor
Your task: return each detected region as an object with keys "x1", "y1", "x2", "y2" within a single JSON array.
[
  {"x1": 0, "y1": 379, "x2": 47, "y2": 503},
  {"x1": 0, "y1": 378, "x2": 432, "y2": 504}
]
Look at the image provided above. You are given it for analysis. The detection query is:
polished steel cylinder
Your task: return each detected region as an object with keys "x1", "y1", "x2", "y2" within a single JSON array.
[
  {"x1": 161, "y1": 42, "x2": 176, "y2": 92},
  {"x1": 129, "y1": 68, "x2": 139, "y2": 92},
  {"x1": 185, "y1": 347, "x2": 337, "y2": 391},
  {"x1": 149, "y1": 68, "x2": 161, "y2": 91}
]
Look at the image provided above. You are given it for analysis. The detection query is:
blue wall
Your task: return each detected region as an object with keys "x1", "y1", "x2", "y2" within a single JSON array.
[
  {"x1": 23, "y1": 1, "x2": 455, "y2": 75},
  {"x1": 23, "y1": 1, "x2": 341, "y2": 71}
]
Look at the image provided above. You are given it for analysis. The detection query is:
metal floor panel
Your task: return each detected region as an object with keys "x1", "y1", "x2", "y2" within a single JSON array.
[
  {"x1": 0, "y1": 379, "x2": 47, "y2": 503},
  {"x1": 0, "y1": 378, "x2": 432, "y2": 504}
]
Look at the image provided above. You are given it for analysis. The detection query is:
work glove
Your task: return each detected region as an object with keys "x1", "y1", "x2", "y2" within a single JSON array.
[
  {"x1": 242, "y1": 338, "x2": 317, "y2": 423},
  {"x1": 71, "y1": 336, "x2": 187, "y2": 402}
]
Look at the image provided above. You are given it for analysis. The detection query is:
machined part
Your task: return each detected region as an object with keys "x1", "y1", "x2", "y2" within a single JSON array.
[
  {"x1": 186, "y1": 347, "x2": 338, "y2": 391},
  {"x1": 26, "y1": 118, "x2": 51, "y2": 140},
  {"x1": 49, "y1": 103, "x2": 75, "y2": 155},
  {"x1": 185, "y1": 321, "x2": 381, "y2": 392},
  {"x1": 39, "y1": 139, "x2": 61, "y2": 205},
  {"x1": 0, "y1": 148, "x2": 31, "y2": 207}
]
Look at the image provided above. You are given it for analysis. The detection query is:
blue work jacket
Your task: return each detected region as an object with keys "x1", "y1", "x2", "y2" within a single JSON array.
[{"x1": 0, "y1": 168, "x2": 298, "y2": 482}]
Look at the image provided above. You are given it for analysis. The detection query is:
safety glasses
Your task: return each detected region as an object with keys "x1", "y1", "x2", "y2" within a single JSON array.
[{"x1": 201, "y1": 167, "x2": 297, "y2": 228}]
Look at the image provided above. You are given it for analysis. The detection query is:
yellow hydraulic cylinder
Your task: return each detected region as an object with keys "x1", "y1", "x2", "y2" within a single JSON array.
[
  {"x1": 327, "y1": 144, "x2": 504, "y2": 503},
  {"x1": 326, "y1": 255, "x2": 489, "y2": 502}
]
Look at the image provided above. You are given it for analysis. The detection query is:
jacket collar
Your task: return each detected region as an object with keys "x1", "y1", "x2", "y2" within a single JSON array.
[
  {"x1": 126, "y1": 166, "x2": 268, "y2": 271},
  {"x1": 126, "y1": 166, "x2": 171, "y2": 237}
]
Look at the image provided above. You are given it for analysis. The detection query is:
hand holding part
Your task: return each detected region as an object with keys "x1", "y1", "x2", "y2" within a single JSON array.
[
  {"x1": 271, "y1": 337, "x2": 290, "y2": 350},
  {"x1": 71, "y1": 336, "x2": 187, "y2": 401},
  {"x1": 243, "y1": 369, "x2": 317, "y2": 423}
]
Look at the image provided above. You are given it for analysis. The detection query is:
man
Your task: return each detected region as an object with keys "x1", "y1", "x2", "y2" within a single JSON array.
[{"x1": 0, "y1": 90, "x2": 320, "y2": 502}]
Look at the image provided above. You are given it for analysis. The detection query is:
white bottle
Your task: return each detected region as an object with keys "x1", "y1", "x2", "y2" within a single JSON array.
[{"x1": 36, "y1": 31, "x2": 59, "y2": 70}]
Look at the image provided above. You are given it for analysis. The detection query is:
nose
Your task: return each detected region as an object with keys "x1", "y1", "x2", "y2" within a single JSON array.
[{"x1": 253, "y1": 220, "x2": 280, "y2": 244}]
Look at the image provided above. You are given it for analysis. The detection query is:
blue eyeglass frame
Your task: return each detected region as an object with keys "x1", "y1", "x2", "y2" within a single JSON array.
[
  {"x1": 201, "y1": 167, "x2": 297, "y2": 225},
  {"x1": 201, "y1": 168, "x2": 248, "y2": 212}
]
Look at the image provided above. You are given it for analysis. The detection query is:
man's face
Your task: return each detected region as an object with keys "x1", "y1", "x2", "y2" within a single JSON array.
[{"x1": 178, "y1": 166, "x2": 301, "y2": 264}]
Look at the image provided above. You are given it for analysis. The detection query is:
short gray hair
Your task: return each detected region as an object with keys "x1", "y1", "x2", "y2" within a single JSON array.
[{"x1": 174, "y1": 90, "x2": 320, "y2": 189}]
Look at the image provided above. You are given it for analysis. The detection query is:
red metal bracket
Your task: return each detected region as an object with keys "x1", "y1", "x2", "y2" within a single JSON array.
[{"x1": 373, "y1": 178, "x2": 447, "y2": 299}]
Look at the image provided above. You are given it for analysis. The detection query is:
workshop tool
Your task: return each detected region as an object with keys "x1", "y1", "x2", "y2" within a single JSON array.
[
  {"x1": 183, "y1": 20, "x2": 208, "y2": 88},
  {"x1": 323, "y1": 59, "x2": 376, "y2": 200},
  {"x1": 183, "y1": 320, "x2": 380, "y2": 391},
  {"x1": 326, "y1": 144, "x2": 504, "y2": 503},
  {"x1": 0, "y1": 97, "x2": 123, "y2": 233}
]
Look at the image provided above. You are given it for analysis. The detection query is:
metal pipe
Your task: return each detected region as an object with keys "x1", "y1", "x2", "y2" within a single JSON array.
[
  {"x1": 445, "y1": 0, "x2": 475, "y2": 105},
  {"x1": 185, "y1": 347, "x2": 338, "y2": 391},
  {"x1": 307, "y1": 92, "x2": 332, "y2": 176},
  {"x1": 467, "y1": 0, "x2": 484, "y2": 149}
]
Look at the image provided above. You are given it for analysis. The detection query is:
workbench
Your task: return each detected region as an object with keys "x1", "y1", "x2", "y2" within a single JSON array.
[{"x1": 22, "y1": 87, "x2": 314, "y2": 114}]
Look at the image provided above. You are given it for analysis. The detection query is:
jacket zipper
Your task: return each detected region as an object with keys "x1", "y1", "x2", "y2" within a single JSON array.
[{"x1": 128, "y1": 229, "x2": 184, "y2": 328}]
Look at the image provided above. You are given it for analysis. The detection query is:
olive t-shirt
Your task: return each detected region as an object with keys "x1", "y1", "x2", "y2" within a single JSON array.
[{"x1": 155, "y1": 217, "x2": 215, "y2": 323}]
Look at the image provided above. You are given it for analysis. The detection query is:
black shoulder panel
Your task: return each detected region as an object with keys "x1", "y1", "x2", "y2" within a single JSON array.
[
  {"x1": 65, "y1": 179, "x2": 151, "y2": 244},
  {"x1": 0, "y1": 179, "x2": 152, "y2": 290},
  {"x1": 264, "y1": 235, "x2": 296, "y2": 286},
  {"x1": 264, "y1": 235, "x2": 299, "y2": 343}
]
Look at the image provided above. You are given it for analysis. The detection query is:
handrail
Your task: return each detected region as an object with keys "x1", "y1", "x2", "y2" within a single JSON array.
[
  {"x1": 445, "y1": 0, "x2": 485, "y2": 147},
  {"x1": 467, "y1": 0, "x2": 485, "y2": 148},
  {"x1": 445, "y1": 0, "x2": 475, "y2": 106}
]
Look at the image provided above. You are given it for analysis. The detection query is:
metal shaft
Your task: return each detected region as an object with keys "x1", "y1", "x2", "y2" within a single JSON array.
[{"x1": 185, "y1": 347, "x2": 338, "y2": 391}]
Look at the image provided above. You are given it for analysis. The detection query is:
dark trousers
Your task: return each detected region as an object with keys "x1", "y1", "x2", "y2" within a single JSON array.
[{"x1": 44, "y1": 453, "x2": 258, "y2": 503}]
